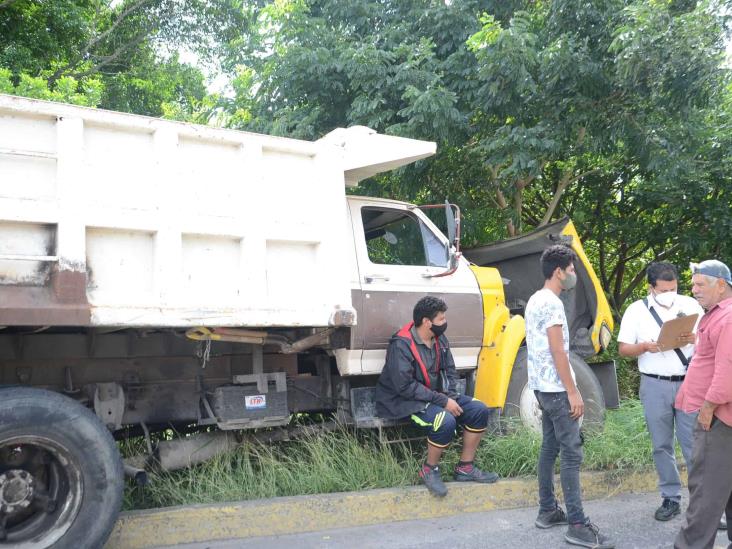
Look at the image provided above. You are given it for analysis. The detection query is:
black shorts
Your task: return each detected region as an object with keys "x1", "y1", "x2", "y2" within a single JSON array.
[{"x1": 410, "y1": 394, "x2": 489, "y2": 447}]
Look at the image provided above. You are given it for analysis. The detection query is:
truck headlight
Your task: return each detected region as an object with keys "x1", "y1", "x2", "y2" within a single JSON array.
[{"x1": 599, "y1": 323, "x2": 612, "y2": 350}]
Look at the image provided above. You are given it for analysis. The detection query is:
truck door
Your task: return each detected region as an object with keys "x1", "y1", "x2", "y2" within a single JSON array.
[{"x1": 348, "y1": 198, "x2": 483, "y2": 375}]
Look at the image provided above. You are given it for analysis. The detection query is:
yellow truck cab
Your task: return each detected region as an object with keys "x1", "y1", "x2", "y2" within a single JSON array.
[{"x1": 464, "y1": 218, "x2": 617, "y2": 430}]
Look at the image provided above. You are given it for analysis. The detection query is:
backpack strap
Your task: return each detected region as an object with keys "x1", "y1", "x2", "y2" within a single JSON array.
[
  {"x1": 397, "y1": 321, "x2": 440, "y2": 389},
  {"x1": 643, "y1": 298, "x2": 689, "y2": 370}
]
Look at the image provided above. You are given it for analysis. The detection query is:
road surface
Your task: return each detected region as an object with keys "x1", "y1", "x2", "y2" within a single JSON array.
[{"x1": 160, "y1": 490, "x2": 729, "y2": 549}]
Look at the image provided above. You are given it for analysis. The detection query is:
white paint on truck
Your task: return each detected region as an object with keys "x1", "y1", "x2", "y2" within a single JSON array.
[{"x1": 0, "y1": 94, "x2": 435, "y2": 328}]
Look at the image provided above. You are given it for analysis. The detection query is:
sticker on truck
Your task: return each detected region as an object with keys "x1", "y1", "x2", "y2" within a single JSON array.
[{"x1": 245, "y1": 395, "x2": 267, "y2": 409}]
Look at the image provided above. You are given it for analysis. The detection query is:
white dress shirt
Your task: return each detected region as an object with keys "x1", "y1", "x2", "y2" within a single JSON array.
[{"x1": 617, "y1": 293, "x2": 704, "y2": 376}]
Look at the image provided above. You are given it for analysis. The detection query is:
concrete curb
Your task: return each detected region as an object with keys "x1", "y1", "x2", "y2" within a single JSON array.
[{"x1": 106, "y1": 468, "x2": 676, "y2": 548}]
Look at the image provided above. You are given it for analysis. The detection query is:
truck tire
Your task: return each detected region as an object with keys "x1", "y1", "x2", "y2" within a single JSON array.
[
  {"x1": 0, "y1": 387, "x2": 123, "y2": 549},
  {"x1": 503, "y1": 348, "x2": 606, "y2": 433}
]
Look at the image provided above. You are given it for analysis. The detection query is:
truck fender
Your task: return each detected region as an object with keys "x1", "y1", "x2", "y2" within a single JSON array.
[{"x1": 473, "y1": 313, "x2": 525, "y2": 408}]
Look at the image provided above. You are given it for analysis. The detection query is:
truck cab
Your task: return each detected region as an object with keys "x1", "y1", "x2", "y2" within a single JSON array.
[{"x1": 340, "y1": 196, "x2": 618, "y2": 433}]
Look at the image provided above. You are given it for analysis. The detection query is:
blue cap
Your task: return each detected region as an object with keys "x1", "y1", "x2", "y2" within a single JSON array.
[{"x1": 690, "y1": 260, "x2": 732, "y2": 286}]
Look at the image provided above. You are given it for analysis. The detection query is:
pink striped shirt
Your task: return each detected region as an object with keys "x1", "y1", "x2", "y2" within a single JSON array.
[{"x1": 675, "y1": 297, "x2": 732, "y2": 426}]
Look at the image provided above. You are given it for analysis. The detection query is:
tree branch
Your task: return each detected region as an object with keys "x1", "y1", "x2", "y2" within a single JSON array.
[
  {"x1": 616, "y1": 243, "x2": 682, "y2": 308},
  {"x1": 495, "y1": 187, "x2": 508, "y2": 209},
  {"x1": 0, "y1": 0, "x2": 19, "y2": 9},
  {"x1": 576, "y1": 126, "x2": 587, "y2": 147},
  {"x1": 618, "y1": 267, "x2": 648, "y2": 309},
  {"x1": 521, "y1": 207, "x2": 541, "y2": 227},
  {"x1": 69, "y1": 28, "x2": 150, "y2": 79},
  {"x1": 599, "y1": 233, "x2": 607, "y2": 289},
  {"x1": 49, "y1": 0, "x2": 152, "y2": 83},
  {"x1": 622, "y1": 243, "x2": 653, "y2": 264},
  {"x1": 514, "y1": 182, "x2": 524, "y2": 234},
  {"x1": 608, "y1": 239, "x2": 646, "y2": 283},
  {"x1": 494, "y1": 187, "x2": 516, "y2": 236},
  {"x1": 539, "y1": 167, "x2": 600, "y2": 226},
  {"x1": 612, "y1": 241, "x2": 628, "y2": 305},
  {"x1": 654, "y1": 243, "x2": 681, "y2": 262}
]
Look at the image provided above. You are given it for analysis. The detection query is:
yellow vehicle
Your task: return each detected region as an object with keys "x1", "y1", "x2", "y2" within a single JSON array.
[{"x1": 464, "y1": 218, "x2": 617, "y2": 431}]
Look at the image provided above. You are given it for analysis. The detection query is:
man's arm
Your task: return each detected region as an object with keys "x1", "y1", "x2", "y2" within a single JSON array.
[
  {"x1": 442, "y1": 341, "x2": 459, "y2": 398},
  {"x1": 617, "y1": 305, "x2": 661, "y2": 356},
  {"x1": 439, "y1": 343, "x2": 463, "y2": 416},
  {"x1": 547, "y1": 325, "x2": 584, "y2": 419},
  {"x1": 384, "y1": 342, "x2": 449, "y2": 408},
  {"x1": 618, "y1": 341, "x2": 661, "y2": 357},
  {"x1": 698, "y1": 320, "x2": 732, "y2": 430}
]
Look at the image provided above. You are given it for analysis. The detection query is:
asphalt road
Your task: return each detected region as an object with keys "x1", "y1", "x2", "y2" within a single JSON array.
[{"x1": 162, "y1": 490, "x2": 729, "y2": 549}]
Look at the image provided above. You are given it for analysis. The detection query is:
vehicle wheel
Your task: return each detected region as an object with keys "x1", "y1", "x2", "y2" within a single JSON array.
[
  {"x1": 0, "y1": 387, "x2": 123, "y2": 549},
  {"x1": 503, "y1": 348, "x2": 606, "y2": 433}
]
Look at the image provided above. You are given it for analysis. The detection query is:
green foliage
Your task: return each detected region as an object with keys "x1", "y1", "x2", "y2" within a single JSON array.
[
  {"x1": 0, "y1": 0, "x2": 242, "y2": 115},
  {"x1": 0, "y1": 68, "x2": 11, "y2": 94},
  {"x1": 4, "y1": 71, "x2": 103, "y2": 106},
  {"x1": 582, "y1": 399, "x2": 652, "y2": 470},
  {"x1": 592, "y1": 326, "x2": 641, "y2": 400},
  {"x1": 220, "y1": 0, "x2": 732, "y2": 314},
  {"x1": 122, "y1": 400, "x2": 654, "y2": 510},
  {"x1": 3, "y1": 0, "x2": 731, "y2": 314}
]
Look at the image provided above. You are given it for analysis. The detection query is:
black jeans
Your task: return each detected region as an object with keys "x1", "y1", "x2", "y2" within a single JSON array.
[{"x1": 535, "y1": 390, "x2": 586, "y2": 525}]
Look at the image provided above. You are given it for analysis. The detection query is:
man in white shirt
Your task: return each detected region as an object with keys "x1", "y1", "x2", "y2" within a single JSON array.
[
  {"x1": 526, "y1": 244, "x2": 615, "y2": 549},
  {"x1": 618, "y1": 262, "x2": 703, "y2": 522}
]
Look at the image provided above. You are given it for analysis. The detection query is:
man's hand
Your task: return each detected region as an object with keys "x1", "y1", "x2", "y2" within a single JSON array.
[
  {"x1": 698, "y1": 402, "x2": 716, "y2": 431},
  {"x1": 445, "y1": 398, "x2": 463, "y2": 417},
  {"x1": 568, "y1": 390, "x2": 584, "y2": 420},
  {"x1": 643, "y1": 341, "x2": 661, "y2": 354},
  {"x1": 676, "y1": 332, "x2": 696, "y2": 346}
]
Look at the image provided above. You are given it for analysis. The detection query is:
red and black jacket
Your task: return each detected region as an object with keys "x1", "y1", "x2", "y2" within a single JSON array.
[{"x1": 374, "y1": 321, "x2": 459, "y2": 419}]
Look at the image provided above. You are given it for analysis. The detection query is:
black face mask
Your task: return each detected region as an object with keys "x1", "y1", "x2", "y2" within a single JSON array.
[{"x1": 430, "y1": 321, "x2": 448, "y2": 337}]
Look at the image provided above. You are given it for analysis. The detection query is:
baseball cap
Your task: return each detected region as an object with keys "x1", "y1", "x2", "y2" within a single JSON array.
[{"x1": 690, "y1": 260, "x2": 732, "y2": 286}]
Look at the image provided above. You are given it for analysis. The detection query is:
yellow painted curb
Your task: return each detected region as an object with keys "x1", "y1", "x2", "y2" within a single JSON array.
[{"x1": 106, "y1": 468, "x2": 674, "y2": 548}]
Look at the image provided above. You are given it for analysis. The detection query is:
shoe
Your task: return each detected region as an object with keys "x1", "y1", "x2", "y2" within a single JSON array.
[
  {"x1": 535, "y1": 503, "x2": 568, "y2": 529},
  {"x1": 654, "y1": 498, "x2": 680, "y2": 521},
  {"x1": 453, "y1": 464, "x2": 499, "y2": 484},
  {"x1": 419, "y1": 465, "x2": 448, "y2": 497},
  {"x1": 565, "y1": 520, "x2": 615, "y2": 549},
  {"x1": 719, "y1": 516, "x2": 727, "y2": 530}
]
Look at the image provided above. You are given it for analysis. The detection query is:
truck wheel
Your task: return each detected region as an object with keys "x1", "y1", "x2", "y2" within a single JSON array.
[
  {"x1": 503, "y1": 348, "x2": 606, "y2": 433},
  {"x1": 0, "y1": 387, "x2": 123, "y2": 549}
]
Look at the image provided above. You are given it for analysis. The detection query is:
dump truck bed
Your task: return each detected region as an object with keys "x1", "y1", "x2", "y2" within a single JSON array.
[{"x1": 0, "y1": 95, "x2": 435, "y2": 327}]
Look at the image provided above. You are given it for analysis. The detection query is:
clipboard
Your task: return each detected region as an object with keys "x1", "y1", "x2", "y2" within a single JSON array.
[{"x1": 656, "y1": 314, "x2": 699, "y2": 351}]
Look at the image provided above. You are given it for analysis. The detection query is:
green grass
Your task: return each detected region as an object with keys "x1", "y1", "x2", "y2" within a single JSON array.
[{"x1": 122, "y1": 399, "x2": 655, "y2": 511}]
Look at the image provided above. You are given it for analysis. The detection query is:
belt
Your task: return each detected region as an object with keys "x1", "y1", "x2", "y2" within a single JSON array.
[{"x1": 642, "y1": 372, "x2": 685, "y2": 382}]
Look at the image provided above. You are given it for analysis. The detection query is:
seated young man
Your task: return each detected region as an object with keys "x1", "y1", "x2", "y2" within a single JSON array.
[{"x1": 374, "y1": 295, "x2": 499, "y2": 497}]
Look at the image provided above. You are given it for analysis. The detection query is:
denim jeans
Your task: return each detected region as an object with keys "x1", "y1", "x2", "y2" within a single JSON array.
[{"x1": 535, "y1": 390, "x2": 586, "y2": 525}]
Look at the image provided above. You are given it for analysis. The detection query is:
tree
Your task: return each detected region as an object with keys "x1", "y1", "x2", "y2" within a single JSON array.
[
  {"x1": 4, "y1": 0, "x2": 730, "y2": 315},
  {"x1": 224, "y1": 0, "x2": 732, "y2": 313},
  {"x1": 0, "y1": 0, "x2": 244, "y2": 113}
]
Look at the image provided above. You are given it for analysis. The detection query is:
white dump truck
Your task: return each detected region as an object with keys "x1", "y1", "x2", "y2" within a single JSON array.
[{"x1": 0, "y1": 94, "x2": 617, "y2": 548}]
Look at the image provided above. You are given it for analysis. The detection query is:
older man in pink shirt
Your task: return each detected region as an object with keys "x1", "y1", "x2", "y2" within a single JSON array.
[{"x1": 674, "y1": 259, "x2": 732, "y2": 549}]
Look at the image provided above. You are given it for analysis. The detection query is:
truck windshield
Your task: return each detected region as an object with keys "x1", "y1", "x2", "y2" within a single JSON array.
[{"x1": 361, "y1": 207, "x2": 448, "y2": 267}]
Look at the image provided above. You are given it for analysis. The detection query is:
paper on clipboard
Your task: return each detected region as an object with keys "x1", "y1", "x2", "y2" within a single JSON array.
[{"x1": 656, "y1": 314, "x2": 699, "y2": 351}]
